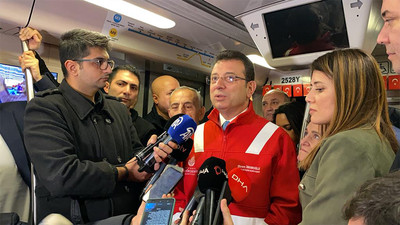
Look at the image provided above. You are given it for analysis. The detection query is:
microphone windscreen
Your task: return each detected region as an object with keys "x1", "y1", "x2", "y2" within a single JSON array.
[
  {"x1": 164, "y1": 113, "x2": 185, "y2": 131},
  {"x1": 167, "y1": 114, "x2": 197, "y2": 144},
  {"x1": 197, "y1": 157, "x2": 228, "y2": 194},
  {"x1": 170, "y1": 138, "x2": 193, "y2": 162},
  {"x1": 228, "y1": 168, "x2": 251, "y2": 202}
]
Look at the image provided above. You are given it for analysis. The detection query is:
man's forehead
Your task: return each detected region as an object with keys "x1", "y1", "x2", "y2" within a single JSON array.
[
  {"x1": 381, "y1": 0, "x2": 399, "y2": 17},
  {"x1": 171, "y1": 89, "x2": 197, "y2": 102},
  {"x1": 113, "y1": 70, "x2": 139, "y2": 83},
  {"x1": 263, "y1": 93, "x2": 285, "y2": 101}
]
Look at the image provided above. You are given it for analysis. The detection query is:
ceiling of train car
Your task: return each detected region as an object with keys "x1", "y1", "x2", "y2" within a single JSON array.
[{"x1": 0, "y1": 0, "x2": 384, "y2": 84}]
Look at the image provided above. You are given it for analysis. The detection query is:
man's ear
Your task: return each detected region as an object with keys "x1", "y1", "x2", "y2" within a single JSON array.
[
  {"x1": 65, "y1": 60, "x2": 79, "y2": 77},
  {"x1": 153, "y1": 94, "x2": 158, "y2": 105},
  {"x1": 247, "y1": 81, "x2": 256, "y2": 98},
  {"x1": 199, "y1": 106, "x2": 206, "y2": 122},
  {"x1": 104, "y1": 81, "x2": 110, "y2": 94}
]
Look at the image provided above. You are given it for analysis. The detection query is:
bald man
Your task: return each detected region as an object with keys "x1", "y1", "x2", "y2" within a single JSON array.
[
  {"x1": 168, "y1": 86, "x2": 205, "y2": 124},
  {"x1": 144, "y1": 75, "x2": 180, "y2": 135},
  {"x1": 262, "y1": 89, "x2": 290, "y2": 121}
]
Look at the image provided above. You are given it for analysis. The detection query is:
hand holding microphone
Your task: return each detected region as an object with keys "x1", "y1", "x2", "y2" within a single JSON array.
[{"x1": 135, "y1": 114, "x2": 197, "y2": 173}]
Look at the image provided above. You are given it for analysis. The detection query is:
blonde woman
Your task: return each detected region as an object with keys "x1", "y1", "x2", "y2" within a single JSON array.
[{"x1": 298, "y1": 49, "x2": 398, "y2": 224}]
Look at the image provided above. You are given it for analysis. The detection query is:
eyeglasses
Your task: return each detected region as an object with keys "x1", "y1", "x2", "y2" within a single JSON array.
[
  {"x1": 206, "y1": 75, "x2": 246, "y2": 85},
  {"x1": 73, "y1": 58, "x2": 115, "y2": 70}
]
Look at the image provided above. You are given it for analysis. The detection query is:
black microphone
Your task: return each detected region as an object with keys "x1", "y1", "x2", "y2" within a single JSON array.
[
  {"x1": 197, "y1": 157, "x2": 228, "y2": 225},
  {"x1": 190, "y1": 195, "x2": 205, "y2": 225},
  {"x1": 136, "y1": 114, "x2": 197, "y2": 173},
  {"x1": 179, "y1": 186, "x2": 204, "y2": 221}
]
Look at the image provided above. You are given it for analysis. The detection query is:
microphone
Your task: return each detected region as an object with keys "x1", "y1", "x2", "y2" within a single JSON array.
[
  {"x1": 212, "y1": 168, "x2": 251, "y2": 225},
  {"x1": 227, "y1": 167, "x2": 251, "y2": 202},
  {"x1": 190, "y1": 195, "x2": 205, "y2": 225},
  {"x1": 179, "y1": 186, "x2": 204, "y2": 221},
  {"x1": 136, "y1": 114, "x2": 197, "y2": 173},
  {"x1": 197, "y1": 157, "x2": 228, "y2": 225}
]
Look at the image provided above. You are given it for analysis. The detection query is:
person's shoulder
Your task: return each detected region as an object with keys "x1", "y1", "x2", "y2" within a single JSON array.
[
  {"x1": 28, "y1": 88, "x2": 63, "y2": 107},
  {"x1": 0, "y1": 101, "x2": 27, "y2": 111},
  {"x1": 35, "y1": 88, "x2": 62, "y2": 98},
  {"x1": 327, "y1": 128, "x2": 376, "y2": 144},
  {"x1": 103, "y1": 95, "x2": 124, "y2": 108},
  {"x1": 135, "y1": 116, "x2": 155, "y2": 128},
  {"x1": 320, "y1": 128, "x2": 388, "y2": 158}
]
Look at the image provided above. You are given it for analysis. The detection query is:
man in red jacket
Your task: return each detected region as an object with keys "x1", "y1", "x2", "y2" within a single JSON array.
[{"x1": 174, "y1": 50, "x2": 301, "y2": 225}]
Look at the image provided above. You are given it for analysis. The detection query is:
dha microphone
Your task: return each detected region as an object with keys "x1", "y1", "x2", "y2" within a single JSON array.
[
  {"x1": 197, "y1": 157, "x2": 228, "y2": 225},
  {"x1": 212, "y1": 167, "x2": 251, "y2": 225},
  {"x1": 228, "y1": 167, "x2": 251, "y2": 202},
  {"x1": 136, "y1": 114, "x2": 197, "y2": 173}
]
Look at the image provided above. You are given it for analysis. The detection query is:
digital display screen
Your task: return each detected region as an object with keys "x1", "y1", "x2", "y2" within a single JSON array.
[
  {"x1": 140, "y1": 198, "x2": 175, "y2": 225},
  {"x1": 0, "y1": 63, "x2": 57, "y2": 103},
  {"x1": 263, "y1": 0, "x2": 349, "y2": 58}
]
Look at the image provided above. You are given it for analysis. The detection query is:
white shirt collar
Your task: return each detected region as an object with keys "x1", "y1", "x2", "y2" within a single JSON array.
[{"x1": 219, "y1": 107, "x2": 248, "y2": 126}]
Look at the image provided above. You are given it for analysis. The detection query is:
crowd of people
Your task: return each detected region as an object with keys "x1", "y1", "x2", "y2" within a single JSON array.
[{"x1": 1, "y1": 0, "x2": 400, "y2": 224}]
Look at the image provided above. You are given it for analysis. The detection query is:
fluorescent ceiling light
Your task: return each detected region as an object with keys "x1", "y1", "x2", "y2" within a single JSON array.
[
  {"x1": 247, "y1": 54, "x2": 275, "y2": 70},
  {"x1": 84, "y1": 0, "x2": 176, "y2": 29}
]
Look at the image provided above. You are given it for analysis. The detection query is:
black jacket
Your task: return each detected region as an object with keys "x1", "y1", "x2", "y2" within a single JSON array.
[
  {"x1": 143, "y1": 105, "x2": 167, "y2": 136},
  {"x1": 24, "y1": 80, "x2": 143, "y2": 223},
  {"x1": 130, "y1": 108, "x2": 156, "y2": 146}
]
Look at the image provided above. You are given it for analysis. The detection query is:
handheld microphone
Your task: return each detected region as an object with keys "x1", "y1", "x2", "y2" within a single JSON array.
[
  {"x1": 136, "y1": 114, "x2": 197, "y2": 173},
  {"x1": 227, "y1": 167, "x2": 251, "y2": 202},
  {"x1": 212, "y1": 168, "x2": 251, "y2": 225},
  {"x1": 179, "y1": 186, "x2": 204, "y2": 221},
  {"x1": 197, "y1": 157, "x2": 228, "y2": 225},
  {"x1": 190, "y1": 196, "x2": 205, "y2": 225}
]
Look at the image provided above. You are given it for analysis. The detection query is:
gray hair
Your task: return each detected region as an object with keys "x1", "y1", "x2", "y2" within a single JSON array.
[{"x1": 171, "y1": 86, "x2": 203, "y2": 108}]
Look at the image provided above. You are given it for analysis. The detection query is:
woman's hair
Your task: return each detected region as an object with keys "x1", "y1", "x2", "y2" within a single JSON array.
[
  {"x1": 273, "y1": 101, "x2": 306, "y2": 144},
  {"x1": 299, "y1": 48, "x2": 398, "y2": 170}
]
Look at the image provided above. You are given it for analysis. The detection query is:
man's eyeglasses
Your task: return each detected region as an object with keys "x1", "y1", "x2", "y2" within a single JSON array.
[
  {"x1": 73, "y1": 58, "x2": 115, "y2": 70},
  {"x1": 206, "y1": 75, "x2": 246, "y2": 85}
]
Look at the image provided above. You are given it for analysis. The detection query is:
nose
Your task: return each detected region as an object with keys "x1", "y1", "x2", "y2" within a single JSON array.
[
  {"x1": 377, "y1": 25, "x2": 389, "y2": 45},
  {"x1": 300, "y1": 136, "x2": 310, "y2": 147},
  {"x1": 178, "y1": 105, "x2": 185, "y2": 114},
  {"x1": 123, "y1": 86, "x2": 131, "y2": 95},
  {"x1": 305, "y1": 90, "x2": 314, "y2": 103},
  {"x1": 104, "y1": 65, "x2": 112, "y2": 74}
]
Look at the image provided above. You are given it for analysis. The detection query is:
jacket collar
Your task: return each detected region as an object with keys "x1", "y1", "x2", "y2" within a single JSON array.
[
  {"x1": 208, "y1": 101, "x2": 256, "y2": 128},
  {"x1": 59, "y1": 80, "x2": 110, "y2": 120}
]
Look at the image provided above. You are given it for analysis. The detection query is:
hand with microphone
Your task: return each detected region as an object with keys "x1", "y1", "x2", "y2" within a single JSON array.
[{"x1": 135, "y1": 114, "x2": 197, "y2": 173}]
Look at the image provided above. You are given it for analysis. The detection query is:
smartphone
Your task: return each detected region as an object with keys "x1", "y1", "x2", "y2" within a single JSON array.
[
  {"x1": 140, "y1": 198, "x2": 175, "y2": 225},
  {"x1": 142, "y1": 164, "x2": 183, "y2": 202}
]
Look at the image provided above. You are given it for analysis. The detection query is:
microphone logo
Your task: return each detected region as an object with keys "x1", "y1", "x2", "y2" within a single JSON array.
[
  {"x1": 214, "y1": 166, "x2": 228, "y2": 178},
  {"x1": 180, "y1": 127, "x2": 195, "y2": 141},
  {"x1": 171, "y1": 117, "x2": 183, "y2": 129},
  {"x1": 198, "y1": 167, "x2": 210, "y2": 175},
  {"x1": 232, "y1": 173, "x2": 248, "y2": 192}
]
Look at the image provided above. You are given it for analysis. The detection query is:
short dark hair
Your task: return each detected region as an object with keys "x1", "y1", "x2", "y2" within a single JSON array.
[
  {"x1": 59, "y1": 29, "x2": 110, "y2": 77},
  {"x1": 215, "y1": 50, "x2": 255, "y2": 81},
  {"x1": 343, "y1": 171, "x2": 400, "y2": 225},
  {"x1": 108, "y1": 65, "x2": 140, "y2": 86},
  {"x1": 273, "y1": 101, "x2": 306, "y2": 144}
]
